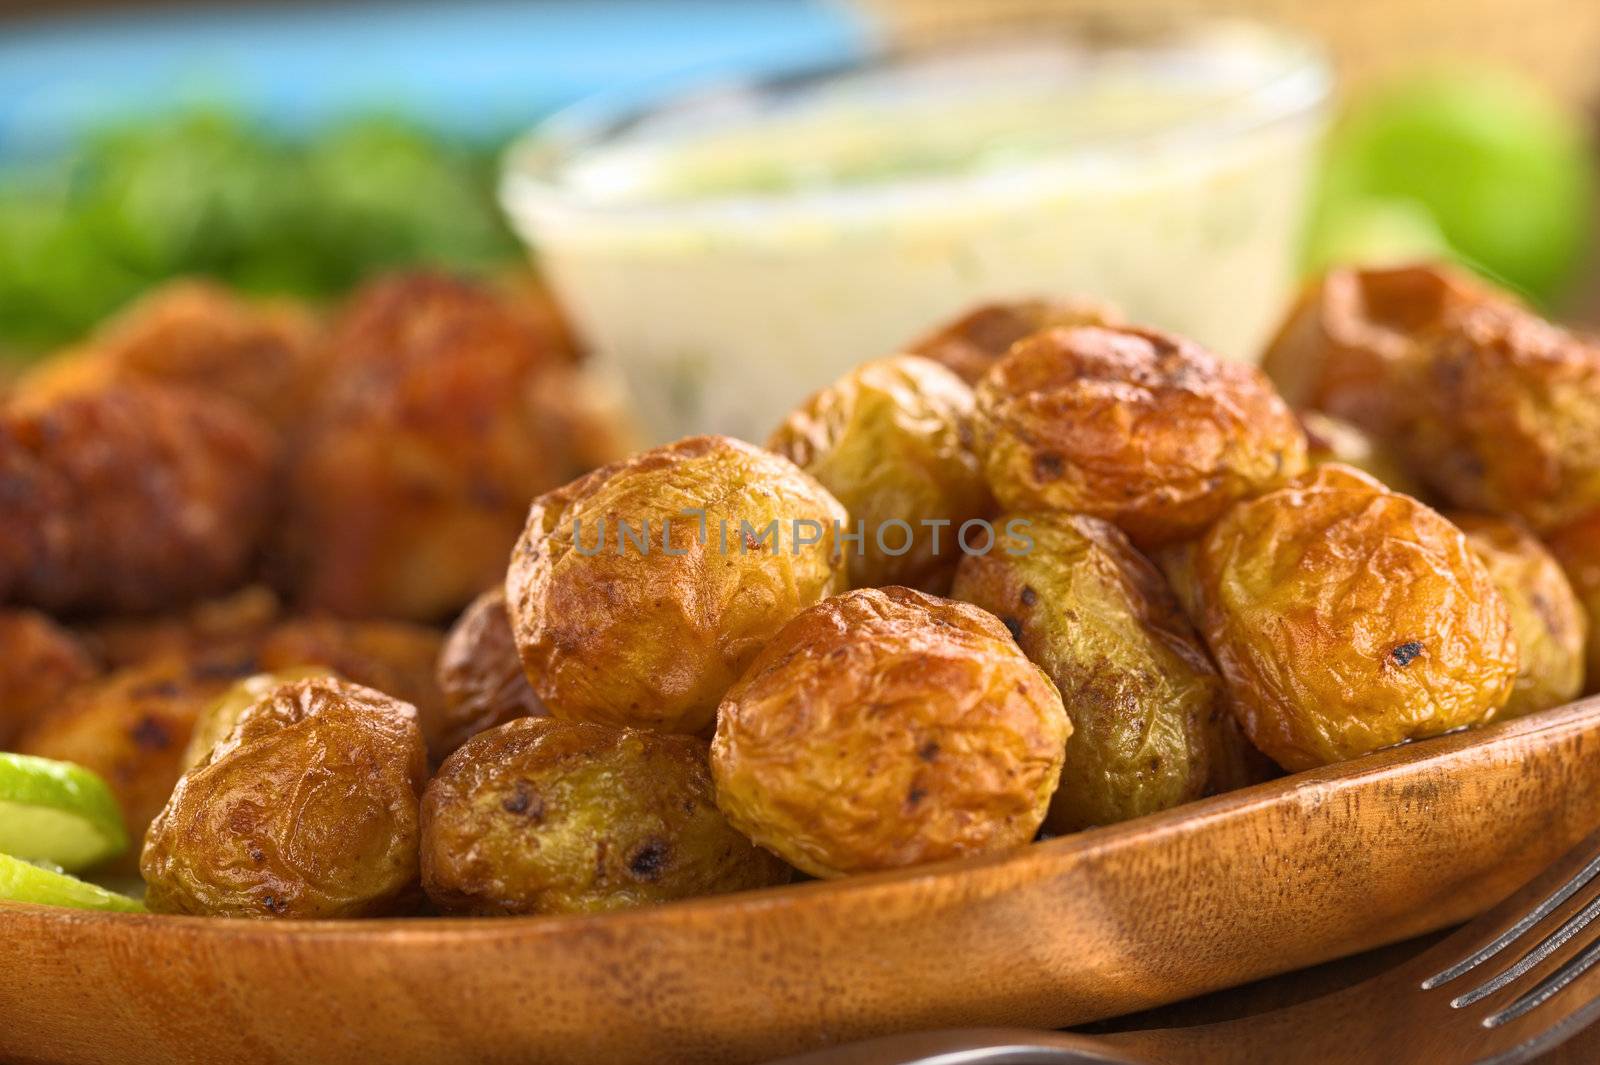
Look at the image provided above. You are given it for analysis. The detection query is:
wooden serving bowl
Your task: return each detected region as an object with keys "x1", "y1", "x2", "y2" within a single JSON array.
[{"x1": 7, "y1": 698, "x2": 1600, "y2": 1065}]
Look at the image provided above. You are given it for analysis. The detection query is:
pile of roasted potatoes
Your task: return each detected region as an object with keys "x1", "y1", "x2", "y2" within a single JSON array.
[{"x1": 4, "y1": 261, "x2": 1598, "y2": 920}]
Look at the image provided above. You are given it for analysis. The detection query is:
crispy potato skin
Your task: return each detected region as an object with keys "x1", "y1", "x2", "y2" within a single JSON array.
[
  {"x1": 181, "y1": 666, "x2": 337, "y2": 771},
  {"x1": 905, "y1": 297, "x2": 1121, "y2": 385},
  {"x1": 0, "y1": 610, "x2": 99, "y2": 749},
  {"x1": 767, "y1": 355, "x2": 992, "y2": 590},
  {"x1": 435, "y1": 588, "x2": 546, "y2": 760},
  {"x1": 1195, "y1": 465, "x2": 1517, "y2": 771},
  {"x1": 422, "y1": 717, "x2": 788, "y2": 915},
  {"x1": 1260, "y1": 263, "x2": 1499, "y2": 435},
  {"x1": 711, "y1": 587, "x2": 1068, "y2": 878},
  {"x1": 277, "y1": 272, "x2": 571, "y2": 621},
  {"x1": 142, "y1": 677, "x2": 427, "y2": 919},
  {"x1": 16, "y1": 657, "x2": 254, "y2": 844},
  {"x1": 1404, "y1": 307, "x2": 1600, "y2": 531},
  {"x1": 1299, "y1": 409, "x2": 1424, "y2": 498},
  {"x1": 1449, "y1": 513, "x2": 1584, "y2": 718},
  {"x1": 1544, "y1": 512, "x2": 1600, "y2": 695},
  {"x1": 1263, "y1": 264, "x2": 1600, "y2": 531},
  {"x1": 0, "y1": 382, "x2": 276, "y2": 615},
  {"x1": 508, "y1": 435, "x2": 848, "y2": 735},
  {"x1": 951, "y1": 514, "x2": 1222, "y2": 831},
  {"x1": 256, "y1": 617, "x2": 446, "y2": 759},
  {"x1": 974, "y1": 326, "x2": 1306, "y2": 547}
]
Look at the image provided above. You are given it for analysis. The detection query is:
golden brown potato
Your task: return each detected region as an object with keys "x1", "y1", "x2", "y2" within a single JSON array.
[
  {"x1": 277, "y1": 272, "x2": 573, "y2": 621},
  {"x1": 1194, "y1": 464, "x2": 1517, "y2": 771},
  {"x1": 0, "y1": 610, "x2": 99, "y2": 749},
  {"x1": 422, "y1": 717, "x2": 788, "y2": 915},
  {"x1": 255, "y1": 617, "x2": 447, "y2": 760},
  {"x1": 767, "y1": 355, "x2": 992, "y2": 590},
  {"x1": 1401, "y1": 305, "x2": 1600, "y2": 531},
  {"x1": 1260, "y1": 262, "x2": 1504, "y2": 435},
  {"x1": 508, "y1": 435, "x2": 848, "y2": 735},
  {"x1": 1449, "y1": 513, "x2": 1584, "y2": 718},
  {"x1": 974, "y1": 325, "x2": 1306, "y2": 548},
  {"x1": 16, "y1": 657, "x2": 251, "y2": 844},
  {"x1": 0, "y1": 382, "x2": 277, "y2": 614},
  {"x1": 1542, "y1": 511, "x2": 1600, "y2": 695},
  {"x1": 181, "y1": 666, "x2": 338, "y2": 771},
  {"x1": 711, "y1": 587, "x2": 1068, "y2": 878},
  {"x1": 142, "y1": 676, "x2": 427, "y2": 918},
  {"x1": 1298, "y1": 409, "x2": 1423, "y2": 498},
  {"x1": 904, "y1": 296, "x2": 1121, "y2": 385},
  {"x1": 435, "y1": 588, "x2": 546, "y2": 760},
  {"x1": 951, "y1": 514, "x2": 1223, "y2": 831},
  {"x1": 80, "y1": 280, "x2": 319, "y2": 427}
]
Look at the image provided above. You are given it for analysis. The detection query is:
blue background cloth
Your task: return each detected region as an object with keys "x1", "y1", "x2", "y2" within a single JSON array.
[{"x1": 0, "y1": 0, "x2": 876, "y2": 157}]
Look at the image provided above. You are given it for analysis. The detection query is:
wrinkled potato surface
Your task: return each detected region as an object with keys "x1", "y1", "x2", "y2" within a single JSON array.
[
  {"x1": 142, "y1": 676, "x2": 427, "y2": 918},
  {"x1": 768, "y1": 355, "x2": 991, "y2": 590},
  {"x1": 1194, "y1": 464, "x2": 1517, "y2": 771},
  {"x1": 508, "y1": 434, "x2": 847, "y2": 735},
  {"x1": 951, "y1": 514, "x2": 1222, "y2": 832},
  {"x1": 256, "y1": 617, "x2": 446, "y2": 760},
  {"x1": 422, "y1": 717, "x2": 789, "y2": 915},
  {"x1": 1451, "y1": 513, "x2": 1584, "y2": 719},
  {"x1": 905, "y1": 296, "x2": 1121, "y2": 385},
  {"x1": 711, "y1": 587, "x2": 1068, "y2": 878},
  {"x1": 974, "y1": 325, "x2": 1306, "y2": 547},
  {"x1": 0, "y1": 382, "x2": 276, "y2": 615},
  {"x1": 435, "y1": 587, "x2": 546, "y2": 760}
]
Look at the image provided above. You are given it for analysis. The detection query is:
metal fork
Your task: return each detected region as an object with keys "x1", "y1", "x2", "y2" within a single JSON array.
[{"x1": 774, "y1": 827, "x2": 1600, "y2": 1065}]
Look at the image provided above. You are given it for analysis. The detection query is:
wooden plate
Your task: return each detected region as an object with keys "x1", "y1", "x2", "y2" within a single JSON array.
[{"x1": 7, "y1": 697, "x2": 1600, "y2": 1065}]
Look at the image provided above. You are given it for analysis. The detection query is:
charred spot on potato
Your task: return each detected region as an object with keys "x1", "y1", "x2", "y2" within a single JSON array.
[
  {"x1": 627, "y1": 839, "x2": 671, "y2": 881},
  {"x1": 1019, "y1": 586, "x2": 1038, "y2": 607},
  {"x1": 1032, "y1": 452, "x2": 1065, "y2": 482},
  {"x1": 1390, "y1": 641, "x2": 1424, "y2": 667}
]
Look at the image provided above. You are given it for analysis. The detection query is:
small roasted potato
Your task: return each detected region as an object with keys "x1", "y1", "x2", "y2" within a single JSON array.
[
  {"x1": 142, "y1": 676, "x2": 427, "y2": 918},
  {"x1": 1299, "y1": 410, "x2": 1423, "y2": 498},
  {"x1": 1401, "y1": 305, "x2": 1600, "y2": 531},
  {"x1": 277, "y1": 272, "x2": 572, "y2": 621},
  {"x1": 1194, "y1": 464, "x2": 1517, "y2": 771},
  {"x1": 0, "y1": 382, "x2": 277, "y2": 615},
  {"x1": 905, "y1": 296, "x2": 1121, "y2": 385},
  {"x1": 435, "y1": 588, "x2": 545, "y2": 760},
  {"x1": 767, "y1": 355, "x2": 992, "y2": 590},
  {"x1": 974, "y1": 325, "x2": 1306, "y2": 547},
  {"x1": 1260, "y1": 263, "x2": 1505, "y2": 435},
  {"x1": 711, "y1": 587, "x2": 1069, "y2": 878},
  {"x1": 1543, "y1": 512, "x2": 1600, "y2": 695},
  {"x1": 422, "y1": 717, "x2": 788, "y2": 915},
  {"x1": 256, "y1": 617, "x2": 447, "y2": 760},
  {"x1": 1449, "y1": 513, "x2": 1584, "y2": 718},
  {"x1": 181, "y1": 666, "x2": 337, "y2": 771},
  {"x1": 16, "y1": 657, "x2": 252, "y2": 844},
  {"x1": 0, "y1": 610, "x2": 99, "y2": 748},
  {"x1": 951, "y1": 514, "x2": 1222, "y2": 831},
  {"x1": 508, "y1": 435, "x2": 848, "y2": 735}
]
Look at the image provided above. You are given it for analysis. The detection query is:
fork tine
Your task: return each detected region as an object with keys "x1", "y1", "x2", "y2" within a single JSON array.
[
  {"x1": 1422, "y1": 842, "x2": 1600, "y2": 991},
  {"x1": 1469, "y1": 945, "x2": 1600, "y2": 1065},
  {"x1": 1451, "y1": 889, "x2": 1600, "y2": 1008}
]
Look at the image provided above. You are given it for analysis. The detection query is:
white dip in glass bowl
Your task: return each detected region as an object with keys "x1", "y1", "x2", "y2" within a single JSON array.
[{"x1": 502, "y1": 20, "x2": 1331, "y2": 445}]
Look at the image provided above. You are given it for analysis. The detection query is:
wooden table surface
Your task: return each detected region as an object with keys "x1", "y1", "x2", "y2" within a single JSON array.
[{"x1": 1083, "y1": 931, "x2": 1600, "y2": 1063}]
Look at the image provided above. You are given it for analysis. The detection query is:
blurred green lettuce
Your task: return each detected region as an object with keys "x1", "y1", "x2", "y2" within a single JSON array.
[{"x1": 0, "y1": 110, "x2": 520, "y2": 357}]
